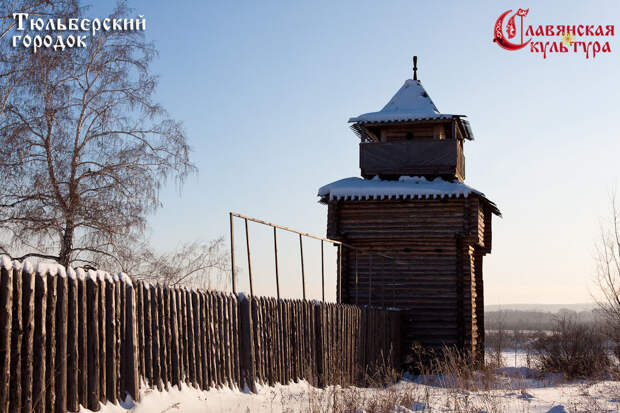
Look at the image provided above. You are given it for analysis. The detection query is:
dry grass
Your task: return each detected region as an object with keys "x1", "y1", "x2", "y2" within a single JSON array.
[{"x1": 265, "y1": 343, "x2": 620, "y2": 413}]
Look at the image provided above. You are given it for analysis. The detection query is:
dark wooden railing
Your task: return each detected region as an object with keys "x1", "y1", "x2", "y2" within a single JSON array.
[{"x1": 359, "y1": 139, "x2": 465, "y2": 180}]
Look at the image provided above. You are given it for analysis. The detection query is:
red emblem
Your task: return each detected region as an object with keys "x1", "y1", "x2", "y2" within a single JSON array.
[{"x1": 494, "y1": 9, "x2": 531, "y2": 50}]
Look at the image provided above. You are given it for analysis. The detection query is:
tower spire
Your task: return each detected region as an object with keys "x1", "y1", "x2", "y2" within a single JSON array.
[{"x1": 413, "y1": 56, "x2": 418, "y2": 80}]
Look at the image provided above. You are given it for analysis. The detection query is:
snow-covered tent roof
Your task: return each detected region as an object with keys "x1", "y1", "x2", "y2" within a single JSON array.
[
  {"x1": 318, "y1": 176, "x2": 500, "y2": 216},
  {"x1": 349, "y1": 79, "x2": 462, "y2": 124}
]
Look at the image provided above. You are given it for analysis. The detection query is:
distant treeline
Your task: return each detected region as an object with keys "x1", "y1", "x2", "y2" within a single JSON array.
[{"x1": 485, "y1": 309, "x2": 603, "y2": 331}]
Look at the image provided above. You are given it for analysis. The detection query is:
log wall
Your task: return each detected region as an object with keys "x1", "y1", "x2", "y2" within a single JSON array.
[
  {"x1": 0, "y1": 259, "x2": 401, "y2": 413},
  {"x1": 326, "y1": 195, "x2": 494, "y2": 360}
]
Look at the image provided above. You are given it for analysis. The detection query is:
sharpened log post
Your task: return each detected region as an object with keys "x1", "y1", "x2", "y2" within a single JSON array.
[
  {"x1": 238, "y1": 295, "x2": 256, "y2": 392},
  {"x1": 0, "y1": 264, "x2": 13, "y2": 413},
  {"x1": 85, "y1": 274, "x2": 99, "y2": 410},
  {"x1": 56, "y1": 272, "x2": 68, "y2": 413},
  {"x1": 124, "y1": 281, "x2": 139, "y2": 402},
  {"x1": 77, "y1": 273, "x2": 88, "y2": 408},
  {"x1": 142, "y1": 284, "x2": 152, "y2": 387},
  {"x1": 21, "y1": 266, "x2": 35, "y2": 413},
  {"x1": 156, "y1": 285, "x2": 168, "y2": 389},
  {"x1": 97, "y1": 275, "x2": 106, "y2": 405},
  {"x1": 114, "y1": 277, "x2": 122, "y2": 399},
  {"x1": 169, "y1": 288, "x2": 180, "y2": 388},
  {"x1": 149, "y1": 284, "x2": 161, "y2": 390},
  {"x1": 32, "y1": 272, "x2": 46, "y2": 413},
  {"x1": 10, "y1": 263, "x2": 22, "y2": 413},
  {"x1": 105, "y1": 277, "x2": 117, "y2": 404},
  {"x1": 45, "y1": 272, "x2": 57, "y2": 413},
  {"x1": 66, "y1": 273, "x2": 79, "y2": 412}
]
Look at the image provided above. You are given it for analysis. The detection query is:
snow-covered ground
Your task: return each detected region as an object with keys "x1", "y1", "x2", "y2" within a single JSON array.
[
  {"x1": 81, "y1": 352, "x2": 620, "y2": 413},
  {"x1": 78, "y1": 379, "x2": 620, "y2": 413}
]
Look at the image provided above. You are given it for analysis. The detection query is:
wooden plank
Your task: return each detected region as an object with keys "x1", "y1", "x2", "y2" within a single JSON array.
[
  {"x1": 298, "y1": 300, "x2": 303, "y2": 381},
  {"x1": 276, "y1": 299, "x2": 286, "y2": 384},
  {"x1": 136, "y1": 282, "x2": 144, "y2": 382},
  {"x1": 168, "y1": 287, "x2": 180, "y2": 388},
  {"x1": 287, "y1": 301, "x2": 293, "y2": 384},
  {"x1": 268, "y1": 298, "x2": 276, "y2": 385},
  {"x1": 85, "y1": 274, "x2": 99, "y2": 410},
  {"x1": 142, "y1": 283, "x2": 152, "y2": 386},
  {"x1": 185, "y1": 289, "x2": 196, "y2": 388},
  {"x1": 149, "y1": 284, "x2": 161, "y2": 390},
  {"x1": 198, "y1": 292, "x2": 208, "y2": 389},
  {"x1": 179, "y1": 288, "x2": 189, "y2": 386},
  {"x1": 0, "y1": 263, "x2": 13, "y2": 413},
  {"x1": 223, "y1": 294, "x2": 232, "y2": 387},
  {"x1": 175, "y1": 287, "x2": 186, "y2": 384},
  {"x1": 21, "y1": 266, "x2": 35, "y2": 413},
  {"x1": 76, "y1": 273, "x2": 88, "y2": 408},
  {"x1": 55, "y1": 272, "x2": 68, "y2": 413},
  {"x1": 97, "y1": 274, "x2": 106, "y2": 405},
  {"x1": 237, "y1": 295, "x2": 255, "y2": 392},
  {"x1": 207, "y1": 291, "x2": 220, "y2": 386},
  {"x1": 105, "y1": 276, "x2": 117, "y2": 404},
  {"x1": 191, "y1": 291, "x2": 203, "y2": 389},
  {"x1": 279, "y1": 300, "x2": 285, "y2": 385},
  {"x1": 229, "y1": 295, "x2": 237, "y2": 387},
  {"x1": 303, "y1": 301, "x2": 308, "y2": 381},
  {"x1": 66, "y1": 273, "x2": 79, "y2": 412},
  {"x1": 9, "y1": 263, "x2": 22, "y2": 413},
  {"x1": 215, "y1": 293, "x2": 224, "y2": 386},
  {"x1": 193, "y1": 291, "x2": 204, "y2": 389},
  {"x1": 231, "y1": 294, "x2": 240, "y2": 387},
  {"x1": 32, "y1": 272, "x2": 45, "y2": 413},
  {"x1": 156, "y1": 285, "x2": 168, "y2": 389},
  {"x1": 124, "y1": 282, "x2": 140, "y2": 402},
  {"x1": 44, "y1": 271, "x2": 57, "y2": 412},
  {"x1": 313, "y1": 303, "x2": 322, "y2": 388},
  {"x1": 254, "y1": 297, "x2": 261, "y2": 384},
  {"x1": 115, "y1": 277, "x2": 122, "y2": 399},
  {"x1": 164, "y1": 287, "x2": 173, "y2": 389},
  {"x1": 325, "y1": 304, "x2": 330, "y2": 386}
]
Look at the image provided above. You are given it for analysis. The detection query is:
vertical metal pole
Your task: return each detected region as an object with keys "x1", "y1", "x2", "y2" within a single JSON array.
[
  {"x1": 299, "y1": 234, "x2": 306, "y2": 300},
  {"x1": 320, "y1": 240, "x2": 325, "y2": 302},
  {"x1": 244, "y1": 218, "x2": 254, "y2": 296},
  {"x1": 368, "y1": 254, "x2": 372, "y2": 306},
  {"x1": 354, "y1": 250, "x2": 359, "y2": 306},
  {"x1": 229, "y1": 213, "x2": 236, "y2": 294},
  {"x1": 273, "y1": 227, "x2": 280, "y2": 300},
  {"x1": 338, "y1": 245, "x2": 342, "y2": 304}
]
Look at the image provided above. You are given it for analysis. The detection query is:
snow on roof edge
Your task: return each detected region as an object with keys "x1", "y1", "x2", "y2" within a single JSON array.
[{"x1": 317, "y1": 176, "x2": 501, "y2": 216}]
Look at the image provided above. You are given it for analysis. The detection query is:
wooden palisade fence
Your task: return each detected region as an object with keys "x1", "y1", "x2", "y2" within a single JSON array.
[{"x1": 0, "y1": 258, "x2": 401, "y2": 413}]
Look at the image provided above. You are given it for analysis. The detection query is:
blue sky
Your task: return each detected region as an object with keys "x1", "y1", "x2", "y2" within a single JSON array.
[{"x1": 89, "y1": 1, "x2": 620, "y2": 304}]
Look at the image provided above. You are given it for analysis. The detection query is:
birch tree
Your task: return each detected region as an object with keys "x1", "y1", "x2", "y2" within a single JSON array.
[{"x1": 0, "y1": 2, "x2": 196, "y2": 267}]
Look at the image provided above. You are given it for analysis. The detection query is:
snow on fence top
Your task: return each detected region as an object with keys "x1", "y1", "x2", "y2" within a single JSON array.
[
  {"x1": 0, "y1": 255, "x2": 133, "y2": 283},
  {"x1": 319, "y1": 176, "x2": 479, "y2": 201},
  {"x1": 348, "y1": 79, "x2": 461, "y2": 124}
]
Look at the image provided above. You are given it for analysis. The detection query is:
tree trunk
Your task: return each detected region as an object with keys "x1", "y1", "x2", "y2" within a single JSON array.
[{"x1": 59, "y1": 220, "x2": 75, "y2": 267}]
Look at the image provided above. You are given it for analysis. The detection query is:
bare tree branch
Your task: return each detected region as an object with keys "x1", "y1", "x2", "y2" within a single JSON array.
[
  {"x1": 594, "y1": 190, "x2": 620, "y2": 342},
  {"x1": 0, "y1": 1, "x2": 197, "y2": 270}
]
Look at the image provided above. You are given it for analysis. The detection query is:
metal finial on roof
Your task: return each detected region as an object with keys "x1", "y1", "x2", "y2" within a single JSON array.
[{"x1": 413, "y1": 56, "x2": 418, "y2": 80}]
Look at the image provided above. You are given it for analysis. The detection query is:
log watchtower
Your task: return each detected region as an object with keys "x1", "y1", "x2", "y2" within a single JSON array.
[{"x1": 318, "y1": 59, "x2": 500, "y2": 362}]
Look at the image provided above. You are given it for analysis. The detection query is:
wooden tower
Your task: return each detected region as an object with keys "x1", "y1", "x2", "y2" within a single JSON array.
[{"x1": 318, "y1": 60, "x2": 500, "y2": 362}]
